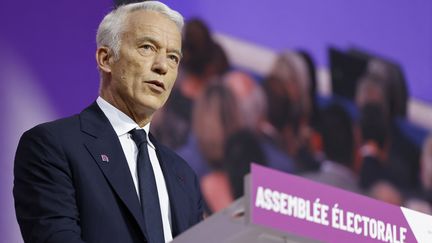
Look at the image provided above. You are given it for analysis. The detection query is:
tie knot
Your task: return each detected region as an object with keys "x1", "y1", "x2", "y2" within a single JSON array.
[{"x1": 129, "y1": 129, "x2": 148, "y2": 147}]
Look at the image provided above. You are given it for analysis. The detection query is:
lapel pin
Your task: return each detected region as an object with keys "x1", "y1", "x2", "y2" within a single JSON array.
[{"x1": 101, "y1": 154, "x2": 109, "y2": 163}]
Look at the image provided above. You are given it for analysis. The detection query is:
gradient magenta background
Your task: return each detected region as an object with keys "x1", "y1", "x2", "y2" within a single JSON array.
[{"x1": 1, "y1": 1, "x2": 431, "y2": 242}]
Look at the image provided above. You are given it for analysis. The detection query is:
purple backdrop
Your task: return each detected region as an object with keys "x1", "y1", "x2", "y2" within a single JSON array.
[
  {"x1": 0, "y1": 1, "x2": 113, "y2": 242},
  {"x1": 1, "y1": 1, "x2": 431, "y2": 242},
  {"x1": 165, "y1": 0, "x2": 432, "y2": 104}
]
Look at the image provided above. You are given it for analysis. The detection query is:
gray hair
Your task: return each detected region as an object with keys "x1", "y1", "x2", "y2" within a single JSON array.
[{"x1": 96, "y1": 1, "x2": 184, "y2": 60}]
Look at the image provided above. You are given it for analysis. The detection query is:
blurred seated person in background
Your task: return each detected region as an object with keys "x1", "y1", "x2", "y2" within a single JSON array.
[
  {"x1": 404, "y1": 198, "x2": 432, "y2": 215},
  {"x1": 420, "y1": 136, "x2": 432, "y2": 198},
  {"x1": 297, "y1": 50, "x2": 325, "y2": 165},
  {"x1": 355, "y1": 73, "x2": 388, "y2": 112},
  {"x1": 176, "y1": 83, "x2": 244, "y2": 214},
  {"x1": 152, "y1": 18, "x2": 230, "y2": 149},
  {"x1": 179, "y1": 18, "x2": 230, "y2": 101},
  {"x1": 297, "y1": 51, "x2": 319, "y2": 123},
  {"x1": 201, "y1": 129, "x2": 268, "y2": 213},
  {"x1": 225, "y1": 130, "x2": 268, "y2": 200},
  {"x1": 368, "y1": 181, "x2": 403, "y2": 206},
  {"x1": 223, "y1": 70, "x2": 295, "y2": 173},
  {"x1": 366, "y1": 58, "x2": 408, "y2": 118},
  {"x1": 176, "y1": 83, "x2": 243, "y2": 180},
  {"x1": 303, "y1": 103, "x2": 361, "y2": 193},
  {"x1": 402, "y1": 135, "x2": 432, "y2": 215},
  {"x1": 264, "y1": 51, "x2": 311, "y2": 141},
  {"x1": 358, "y1": 103, "x2": 392, "y2": 189},
  {"x1": 263, "y1": 51, "x2": 320, "y2": 173},
  {"x1": 356, "y1": 65, "x2": 420, "y2": 190},
  {"x1": 402, "y1": 136, "x2": 432, "y2": 209}
]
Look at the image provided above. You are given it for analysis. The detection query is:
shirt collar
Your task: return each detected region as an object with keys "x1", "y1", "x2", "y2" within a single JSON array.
[{"x1": 96, "y1": 96, "x2": 155, "y2": 149}]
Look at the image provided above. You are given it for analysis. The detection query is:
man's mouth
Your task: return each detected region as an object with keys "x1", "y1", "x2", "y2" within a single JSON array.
[{"x1": 144, "y1": 80, "x2": 166, "y2": 91}]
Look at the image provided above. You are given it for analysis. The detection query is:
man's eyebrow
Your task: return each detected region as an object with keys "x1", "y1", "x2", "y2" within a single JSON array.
[{"x1": 137, "y1": 36, "x2": 182, "y2": 58}]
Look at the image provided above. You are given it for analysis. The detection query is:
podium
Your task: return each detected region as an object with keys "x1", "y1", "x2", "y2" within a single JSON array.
[
  {"x1": 173, "y1": 164, "x2": 432, "y2": 243},
  {"x1": 172, "y1": 196, "x2": 317, "y2": 243}
]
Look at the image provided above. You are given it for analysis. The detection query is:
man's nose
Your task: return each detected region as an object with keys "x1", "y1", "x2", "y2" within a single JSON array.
[{"x1": 151, "y1": 52, "x2": 168, "y2": 75}]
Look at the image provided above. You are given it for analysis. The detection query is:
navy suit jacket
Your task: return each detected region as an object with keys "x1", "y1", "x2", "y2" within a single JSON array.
[{"x1": 14, "y1": 102, "x2": 203, "y2": 243}]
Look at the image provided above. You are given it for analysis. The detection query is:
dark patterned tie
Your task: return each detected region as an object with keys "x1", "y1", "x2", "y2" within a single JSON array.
[{"x1": 129, "y1": 129, "x2": 165, "y2": 243}]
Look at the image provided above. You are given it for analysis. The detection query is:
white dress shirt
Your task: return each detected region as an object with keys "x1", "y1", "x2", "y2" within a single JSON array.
[{"x1": 96, "y1": 97, "x2": 173, "y2": 242}]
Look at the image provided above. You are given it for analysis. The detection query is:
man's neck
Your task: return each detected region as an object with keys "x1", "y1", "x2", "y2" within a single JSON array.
[{"x1": 99, "y1": 92, "x2": 153, "y2": 128}]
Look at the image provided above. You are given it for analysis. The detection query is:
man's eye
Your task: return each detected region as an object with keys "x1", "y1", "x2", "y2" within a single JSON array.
[
  {"x1": 141, "y1": 44, "x2": 154, "y2": 51},
  {"x1": 168, "y1": 55, "x2": 179, "y2": 64}
]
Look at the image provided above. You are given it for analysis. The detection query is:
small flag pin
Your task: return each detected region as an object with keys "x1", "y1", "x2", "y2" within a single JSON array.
[{"x1": 101, "y1": 154, "x2": 109, "y2": 162}]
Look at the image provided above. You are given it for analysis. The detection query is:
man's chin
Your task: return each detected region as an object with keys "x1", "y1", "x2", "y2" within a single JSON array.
[{"x1": 136, "y1": 99, "x2": 164, "y2": 114}]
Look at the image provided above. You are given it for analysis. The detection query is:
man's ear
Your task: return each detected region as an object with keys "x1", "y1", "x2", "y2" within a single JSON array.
[{"x1": 96, "y1": 46, "x2": 113, "y2": 73}]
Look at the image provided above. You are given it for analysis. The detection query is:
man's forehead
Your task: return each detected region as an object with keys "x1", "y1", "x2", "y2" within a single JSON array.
[{"x1": 122, "y1": 12, "x2": 180, "y2": 44}]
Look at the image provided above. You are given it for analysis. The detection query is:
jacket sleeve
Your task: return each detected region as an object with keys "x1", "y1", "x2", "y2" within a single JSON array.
[{"x1": 13, "y1": 125, "x2": 85, "y2": 243}]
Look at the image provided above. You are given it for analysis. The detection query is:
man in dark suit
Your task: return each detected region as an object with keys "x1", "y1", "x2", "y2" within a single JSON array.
[{"x1": 13, "y1": 2, "x2": 203, "y2": 243}]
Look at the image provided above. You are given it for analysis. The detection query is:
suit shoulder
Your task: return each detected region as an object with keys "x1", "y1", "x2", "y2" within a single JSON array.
[
  {"x1": 15, "y1": 115, "x2": 81, "y2": 173},
  {"x1": 27, "y1": 115, "x2": 79, "y2": 132},
  {"x1": 23, "y1": 114, "x2": 80, "y2": 137}
]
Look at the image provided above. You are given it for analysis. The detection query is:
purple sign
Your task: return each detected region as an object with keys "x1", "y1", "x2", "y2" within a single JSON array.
[{"x1": 250, "y1": 164, "x2": 432, "y2": 243}]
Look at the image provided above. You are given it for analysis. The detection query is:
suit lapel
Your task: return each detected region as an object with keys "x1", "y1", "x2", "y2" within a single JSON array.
[
  {"x1": 151, "y1": 135, "x2": 192, "y2": 236},
  {"x1": 79, "y1": 102, "x2": 147, "y2": 238}
]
